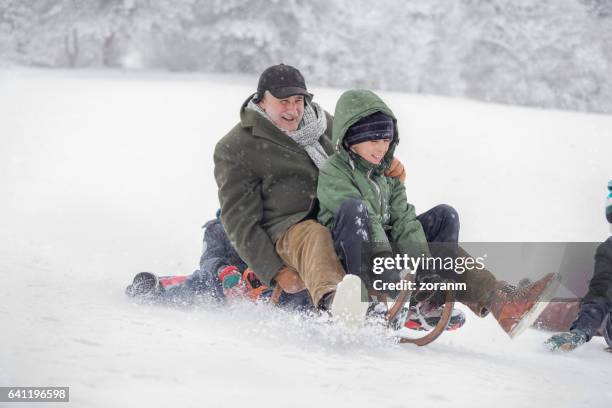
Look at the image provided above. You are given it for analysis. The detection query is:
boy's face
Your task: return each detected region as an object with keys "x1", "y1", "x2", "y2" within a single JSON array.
[{"x1": 350, "y1": 139, "x2": 392, "y2": 165}]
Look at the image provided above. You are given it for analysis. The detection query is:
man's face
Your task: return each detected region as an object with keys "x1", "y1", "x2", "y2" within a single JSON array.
[
  {"x1": 259, "y1": 91, "x2": 305, "y2": 132},
  {"x1": 350, "y1": 139, "x2": 392, "y2": 165}
]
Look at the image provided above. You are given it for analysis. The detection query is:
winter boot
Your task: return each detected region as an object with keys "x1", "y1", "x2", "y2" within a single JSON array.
[
  {"x1": 125, "y1": 272, "x2": 161, "y2": 298},
  {"x1": 488, "y1": 272, "x2": 561, "y2": 338},
  {"x1": 404, "y1": 301, "x2": 466, "y2": 332}
]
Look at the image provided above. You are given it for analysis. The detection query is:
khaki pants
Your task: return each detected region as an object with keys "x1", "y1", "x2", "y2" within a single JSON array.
[
  {"x1": 276, "y1": 221, "x2": 498, "y2": 315},
  {"x1": 276, "y1": 220, "x2": 346, "y2": 306}
]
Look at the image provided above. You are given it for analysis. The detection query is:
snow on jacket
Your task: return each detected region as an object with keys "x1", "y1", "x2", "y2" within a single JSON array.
[
  {"x1": 316, "y1": 89, "x2": 430, "y2": 258},
  {"x1": 214, "y1": 95, "x2": 334, "y2": 285}
]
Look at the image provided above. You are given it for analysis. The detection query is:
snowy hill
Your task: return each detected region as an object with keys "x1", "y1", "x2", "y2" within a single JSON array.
[{"x1": 1, "y1": 69, "x2": 611, "y2": 408}]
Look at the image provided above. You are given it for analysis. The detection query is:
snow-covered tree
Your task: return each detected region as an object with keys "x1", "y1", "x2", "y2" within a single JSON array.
[{"x1": 0, "y1": 0, "x2": 610, "y2": 113}]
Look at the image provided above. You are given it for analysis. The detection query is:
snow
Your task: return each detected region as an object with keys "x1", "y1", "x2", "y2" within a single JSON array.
[{"x1": 1, "y1": 68, "x2": 611, "y2": 408}]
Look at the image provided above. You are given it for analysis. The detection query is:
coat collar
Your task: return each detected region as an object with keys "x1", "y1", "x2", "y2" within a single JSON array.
[{"x1": 348, "y1": 150, "x2": 386, "y2": 176}]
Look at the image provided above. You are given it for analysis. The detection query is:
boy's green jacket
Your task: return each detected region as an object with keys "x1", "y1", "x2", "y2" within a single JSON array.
[{"x1": 317, "y1": 89, "x2": 430, "y2": 258}]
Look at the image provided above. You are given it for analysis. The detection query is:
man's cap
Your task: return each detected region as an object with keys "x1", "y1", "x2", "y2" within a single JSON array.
[{"x1": 254, "y1": 63, "x2": 313, "y2": 102}]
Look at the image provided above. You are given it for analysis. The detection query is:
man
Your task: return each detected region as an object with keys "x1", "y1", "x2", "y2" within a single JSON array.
[{"x1": 214, "y1": 64, "x2": 558, "y2": 338}]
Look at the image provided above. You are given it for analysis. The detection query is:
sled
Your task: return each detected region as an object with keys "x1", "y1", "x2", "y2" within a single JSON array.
[
  {"x1": 127, "y1": 271, "x2": 456, "y2": 346},
  {"x1": 377, "y1": 275, "x2": 456, "y2": 347}
]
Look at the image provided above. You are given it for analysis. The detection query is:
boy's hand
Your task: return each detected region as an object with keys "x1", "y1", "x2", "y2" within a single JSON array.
[
  {"x1": 274, "y1": 266, "x2": 306, "y2": 294},
  {"x1": 385, "y1": 157, "x2": 406, "y2": 183}
]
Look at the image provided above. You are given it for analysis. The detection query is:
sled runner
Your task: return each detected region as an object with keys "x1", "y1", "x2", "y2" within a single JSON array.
[
  {"x1": 126, "y1": 271, "x2": 457, "y2": 346},
  {"x1": 375, "y1": 275, "x2": 456, "y2": 346}
]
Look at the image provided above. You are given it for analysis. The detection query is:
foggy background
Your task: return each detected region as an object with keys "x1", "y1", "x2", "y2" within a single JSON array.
[{"x1": 1, "y1": 0, "x2": 611, "y2": 114}]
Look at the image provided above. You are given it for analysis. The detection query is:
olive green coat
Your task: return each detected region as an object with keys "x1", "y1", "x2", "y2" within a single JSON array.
[{"x1": 214, "y1": 95, "x2": 334, "y2": 285}]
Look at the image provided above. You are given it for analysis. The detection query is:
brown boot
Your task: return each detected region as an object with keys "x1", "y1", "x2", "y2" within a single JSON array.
[{"x1": 488, "y1": 273, "x2": 561, "y2": 338}]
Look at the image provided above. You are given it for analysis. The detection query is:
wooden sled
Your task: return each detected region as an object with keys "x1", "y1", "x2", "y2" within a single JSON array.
[{"x1": 381, "y1": 277, "x2": 456, "y2": 346}]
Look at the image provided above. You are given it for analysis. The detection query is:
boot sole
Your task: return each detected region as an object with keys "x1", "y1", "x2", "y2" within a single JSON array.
[
  {"x1": 331, "y1": 275, "x2": 370, "y2": 326},
  {"x1": 126, "y1": 272, "x2": 160, "y2": 297},
  {"x1": 507, "y1": 273, "x2": 561, "y2": 339}
]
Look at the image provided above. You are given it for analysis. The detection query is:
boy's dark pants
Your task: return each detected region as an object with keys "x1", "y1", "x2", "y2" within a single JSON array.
[{"x1": 331, "y1": 199, "x2": 497, "y2": 316}]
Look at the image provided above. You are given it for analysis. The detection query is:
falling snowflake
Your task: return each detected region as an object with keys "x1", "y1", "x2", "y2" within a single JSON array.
[{"x1": 356, "y1": 228, "x2": 369, "y2": 241}]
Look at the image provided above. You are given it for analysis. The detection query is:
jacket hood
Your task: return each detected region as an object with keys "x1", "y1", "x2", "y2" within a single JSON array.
[{"x1": 332, "y1": 89, "x2": 398, "y2": 171}]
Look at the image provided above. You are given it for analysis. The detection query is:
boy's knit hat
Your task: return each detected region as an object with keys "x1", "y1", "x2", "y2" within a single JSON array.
[
  {"x1": 344, "y1": 112, "x2": 394, "y2": 147},
  {"x1": 607, "y1": 179, "x2": 612, "y2": 224}
]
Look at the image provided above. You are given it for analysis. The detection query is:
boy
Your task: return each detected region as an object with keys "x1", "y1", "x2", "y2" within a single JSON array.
[
  {"x1": 545, "y1": 180, "x2": 612, "y2": 351},
  {"x1": 316, "y1": 89, "x2": 459, "y2": 322},
  {"x1": 316, "y1": 89, "x2": 559, "y2": 337}
]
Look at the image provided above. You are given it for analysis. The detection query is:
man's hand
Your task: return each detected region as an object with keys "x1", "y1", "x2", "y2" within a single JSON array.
[
  {"x1": 274, "y1": 266, "x2": 306, "y2": 294},
  {"x1": 270, "y1": 285, "x2": 283, "y2": 305},
  {"x1": 384, "y1": 157, "x2": 406, "y2": 183}
]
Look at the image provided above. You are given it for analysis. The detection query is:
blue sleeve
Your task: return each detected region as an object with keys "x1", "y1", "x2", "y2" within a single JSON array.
[
  {"x1": 571, "y1": 300, "x2": 611, "y2": 341},
  {"x1": 199, "y1": 218, "x2": 247, "y2": 275},
  {"x1": 571, "y1": 238, "x2": 612, "y2": 340}
]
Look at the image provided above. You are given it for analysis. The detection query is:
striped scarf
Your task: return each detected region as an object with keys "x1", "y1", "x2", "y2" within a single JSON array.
[{"x1": 248, "y1": 100, "x2": 328, "y2": 168}]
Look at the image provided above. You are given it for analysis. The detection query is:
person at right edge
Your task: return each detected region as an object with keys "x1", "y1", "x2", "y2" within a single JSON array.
[{"x1": 545, "y1": 180, "x2": 612, "y2": 352}]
